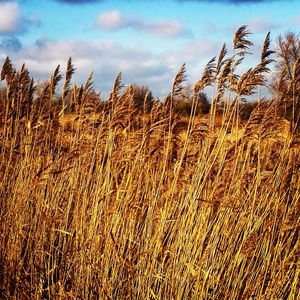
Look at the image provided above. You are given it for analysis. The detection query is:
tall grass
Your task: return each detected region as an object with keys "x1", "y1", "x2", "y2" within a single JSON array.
[{"x1": 0, "y1": 27, "x2": 299, "y2": 299}]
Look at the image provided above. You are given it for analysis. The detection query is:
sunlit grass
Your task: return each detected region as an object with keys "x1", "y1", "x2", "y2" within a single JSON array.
[{"x1": 0, "y1": 26, "x2": 299, "y2": 299}]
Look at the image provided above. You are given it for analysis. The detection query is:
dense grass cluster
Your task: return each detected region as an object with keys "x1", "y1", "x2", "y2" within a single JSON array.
[{"x1": 0, "y1": 26, "x2": 299, "y2": 299}]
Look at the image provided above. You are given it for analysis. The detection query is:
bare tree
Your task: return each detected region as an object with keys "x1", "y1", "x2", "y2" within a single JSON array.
[{"x1": 271, "y1": 32, "x2": 300, "y2": 131}]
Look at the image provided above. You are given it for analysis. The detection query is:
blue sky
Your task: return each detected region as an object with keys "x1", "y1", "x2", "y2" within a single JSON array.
[{"x1": 0, "y1": 0, "x2": 299, "y2": 97}]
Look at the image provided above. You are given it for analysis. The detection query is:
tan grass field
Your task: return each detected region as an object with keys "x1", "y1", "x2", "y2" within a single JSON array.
[{"x1": 0, "y1": 27, "x2": 299, "y2": 299}]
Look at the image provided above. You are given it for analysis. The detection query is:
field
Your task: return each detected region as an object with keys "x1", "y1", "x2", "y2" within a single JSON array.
[{"x1": 0, "y1": 27, "x2": 299, "y2": 299}]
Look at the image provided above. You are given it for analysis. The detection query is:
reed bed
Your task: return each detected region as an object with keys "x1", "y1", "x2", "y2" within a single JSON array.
[{"x1": 0, "y1": 27, "x2": 299, "y2": 299}]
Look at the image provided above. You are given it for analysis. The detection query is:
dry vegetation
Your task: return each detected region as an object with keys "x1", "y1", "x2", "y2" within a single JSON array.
[{"x1": 0, "y1": 26, "x2": 299, "y2": 299}]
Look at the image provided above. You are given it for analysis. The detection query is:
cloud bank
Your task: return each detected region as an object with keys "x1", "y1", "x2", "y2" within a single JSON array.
[
  {"x1": 0, "y1": 37, "x2": 217, "y2": 97},
  {"x1": 96, "y1": 10, "x2": 188, "y2": 38}
]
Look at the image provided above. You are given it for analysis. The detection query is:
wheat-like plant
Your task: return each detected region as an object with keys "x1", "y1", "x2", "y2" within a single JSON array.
[{"x1": 0, "y1": 27, "x2": 299, "y2": 300}]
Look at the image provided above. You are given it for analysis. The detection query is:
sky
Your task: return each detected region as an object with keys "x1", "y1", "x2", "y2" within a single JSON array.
[{"x1": 0, "y1": 0, "x2": 299, "y2": 98}]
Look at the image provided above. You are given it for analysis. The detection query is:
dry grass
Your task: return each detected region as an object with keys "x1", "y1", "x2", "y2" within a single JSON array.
[{"x1": 0, "y1": 26, "x2": 299, "y2": 299}]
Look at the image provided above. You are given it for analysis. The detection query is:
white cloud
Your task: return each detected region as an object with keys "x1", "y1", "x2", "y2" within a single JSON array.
[
  {"x1": 96, "y1": 10, "x2": 188, "y2": 38},
  {"x1": 96, "y1": 10, "x2": 127, "y2": 31},
  {"x1": 138, "y1": 20, "x2": 186, "y2": 38},
  {"x1": 0, "y1": 1, "x2": 40, "y2": 34},
  {"x1": 0, "y1": 2, "x2": 21, "y2": 33}
]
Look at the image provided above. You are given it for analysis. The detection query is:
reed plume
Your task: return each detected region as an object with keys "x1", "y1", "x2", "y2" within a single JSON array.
[
  {"x1": 62, "y1": 57, "x2": 76, "y2": 114},
  {"x1": 108, "y1": 72, "x2": 123, "y2": 103},
  {"x1": 260, "y1": 32, "x2": 275, "y2": 68},
  {"x1": 233, "y1": 25, "x2": 253, "y2": 54},
  {"x1": 216, "y1": 58, "x2": 233, "y2": 101},
  {"x1": 194, "y1": 57, "x2": 216, "y2": 93},
  {"x1": 1, "y1": 56, "x2": 15, "y2": 82},
  {"x1": 50, "y1": 65, "x2": 62, "y2": 99},
  {"x1": 216, "y1": 43, "x2": 228, "y2": 77},
  {"x1": 235, "y1": 32, "x2": 275, "y2": 96},
  {"x1": 172, "y1": 63, "x2": 187, "y2": 98}
]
